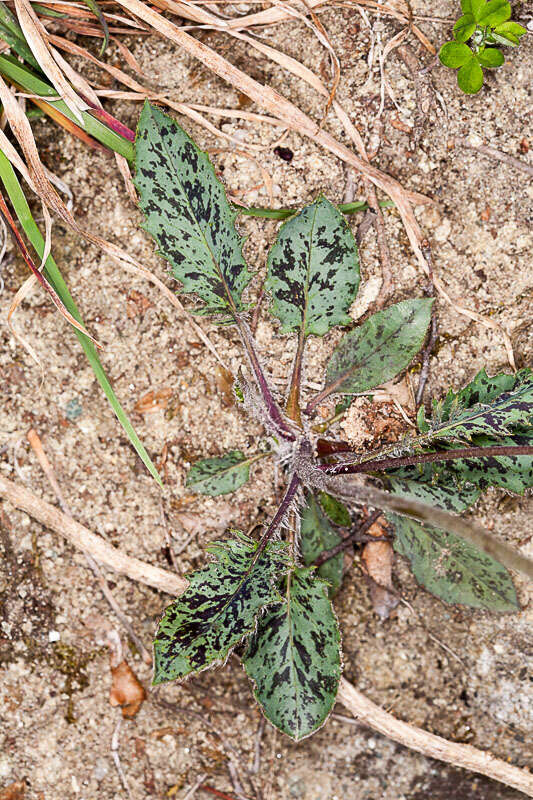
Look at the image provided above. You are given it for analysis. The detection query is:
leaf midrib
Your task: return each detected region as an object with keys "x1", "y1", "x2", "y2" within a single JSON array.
[
  {"x1": 431, "y1": 381, "x2": 533, "y2": 440},
  {"x1": 149, "y1": 106, "x2": 239, "y2": 313},
  {"x1": 326, "y1": 307, "x2": 416, "y2": 395}
]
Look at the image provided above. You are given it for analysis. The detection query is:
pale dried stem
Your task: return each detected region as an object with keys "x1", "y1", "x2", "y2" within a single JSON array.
[
  {"x1": 0, "y1": 474, "x2": 188, "y2": 595},
  {"x1": 337, "y1": 679, "x2": 533, "y2": 797},
  {"x1": 1, "y1": 473, "x2": 532, "y2": 794}
]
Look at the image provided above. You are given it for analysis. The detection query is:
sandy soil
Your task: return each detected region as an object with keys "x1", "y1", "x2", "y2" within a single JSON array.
[{"x1": 0, "y1": 0, "x2": 532, "y2": 797}]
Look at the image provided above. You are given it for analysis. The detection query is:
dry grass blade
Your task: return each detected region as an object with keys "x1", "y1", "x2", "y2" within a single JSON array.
[
  {"x1": 14, "y1": 0, "x2": 87, "y2": 122},
  {"x1": 0, "y1": 186, "x2": 101, "y2": 346}
]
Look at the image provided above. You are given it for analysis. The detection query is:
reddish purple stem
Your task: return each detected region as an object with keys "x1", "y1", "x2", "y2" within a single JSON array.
[{"x1": 319, "y1": 444, "x2": 533, "y2": 476}]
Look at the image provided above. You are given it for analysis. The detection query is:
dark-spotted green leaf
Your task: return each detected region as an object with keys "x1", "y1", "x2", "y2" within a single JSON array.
[
  {"x1": 153, "y1": 533, "x2": 288, "y2": 683},
  {"x1": 387, "y1": 468, "x2": 481, "y2": 513},
  {"x1": 388, "y1": 476, "x2": 517, "y2": 610},
  {"x1": 424, "y1": 368, "x2": 533, "y2": 442},
  {"x1": 301, "y1": 492, "x2": 343, "y2": 596},
  {"x1": 322, "y1": 299, "x2": 433, "y2": 399},
  {"x1": 392, "y1": 516, "x2": 517, "y2": 610},
  {"x1": 318, "y1": 491, "x2": 351, "y2": 527},
  {"x1": 457, "y1": 58, "x2": 484, "y2": 93},
  {"x1": 265, "y1": 196, "x2": 359, "y2": 336},
  {"x1": 135, "y1": 102, "x2": 252, "y2": 316},
  {"x1": 477, "y1": 47, "x2": 504, "y2": 66},
  {"x1": 243, "y1": 568, "x2": 341, "y2": 740},
  {"x1": 409, "y1": 435, "x2": 533, "y2": 495},
  {"x1": 186, "y1": 450, "x2": 260, "y2": 496}
]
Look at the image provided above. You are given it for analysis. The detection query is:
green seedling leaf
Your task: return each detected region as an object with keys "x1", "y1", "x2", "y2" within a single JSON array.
[
  {"x1": 477, "y1": 47, "x2": 504, "y2": 66},
  {"x1": 322, "y1": 298, "x2": 433, "y2": 398},
  {"x1": 265, "y1": 196, "x2": 359, "y2": 336},
  {"x1": 186, "y1": 450, "x2": 258, "y2": 496},
  {"x1": 135, "y1": 101, "x2": 252, "y2": 317},
  {"x1": 426, "y1": 368, "x2": 533, "y2": 442},
  {"x1": 477, "y1": 0, "x2": 511, "y2": 25},
  {"x1": 300, "y1": 492, "x2": 343, "y2": 596},
  {"x1": 491, "y1": 20, "x2": 526, "y2": 45},
  {"x1": 493, "y1": 20, "x2": 526, "y2": 36},
  {"x1": 460, "y1": 0, "x2": 472, "y2": 12},
  {"x1": 491, "y1": 31, "x2": 519, "y2": 44},
  {"x1": 318, "y1": 491, "x2": 351, "y2": 527},
  {"x1": 452, "y1": 16, "x2": 476, "y2": 42},
  {"x1": 458, "y1": 58, "x2": 484, "y2": 93},
  {"x1": 153, "y1": 533, "x2": 288, "y2": 683},
  {"x1": 468, "y1": 0, "x2": 486, "y2": 18},
  {"x1": 392, "y1": 516, "x2": 518, "y2": 611},
  {"x1": 243, "y1": 567, "x2": 341, "y2": 740}
]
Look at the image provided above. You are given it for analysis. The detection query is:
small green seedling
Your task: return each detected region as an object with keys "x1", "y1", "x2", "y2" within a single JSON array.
[
  {"x1": 439, "y1": 0, "x2": 526, "y2": 93},
  {"x1": 135, "y1": 101, "x2": 533, "y2": 741}
]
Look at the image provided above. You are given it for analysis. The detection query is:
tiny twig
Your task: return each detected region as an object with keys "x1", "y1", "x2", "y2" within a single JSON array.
[
  {"x1": 459, "y1": 140, "x2": 533, "y2": 178},
  {"x1": 27, "y1": 428, "x2": 152, "y2": 664},
  {"x1": 155, "y1": 698, "x2": 259, "y2": 799},
  {"x1": 201, "y1": 787, "x2": 241, "y2": 800},
  {"x1": 416, "y1": 241, "x2": 438, "y2": 407},
  {"x1": 111, "y1": 715, "x2": 133, "y2": 799},
  {"x1": 397, "y1": 44, "x2": 436, "y2": 149},
  {"x1": 252, "y1": 717, "x2": 265, "y2": 775},
  {"x1": 183, "y1": 774, "x2": 209, "y2": 800},
  {"x1": 160, "y1": 499, "x2": 180, "y2": 574},
  {"x1": 355, "y1": 208, "x2": 376, "y2": 246},
  {"x1": 313, "y1": 509, "x2": 383, "y2": 566}
]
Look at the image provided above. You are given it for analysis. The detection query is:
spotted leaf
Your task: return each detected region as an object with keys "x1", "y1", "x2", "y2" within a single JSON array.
[
  {"x1": 135, "y1": 102, "x2": 252, "y2": 316},
  {"x1": 421, "y1": 368, "x2": 533, "y2": 442},
  {"x1": 153, "y1": 533, "x2": 288, "y2": 683},
  {"x1": 265, "y1": 196, "x2": 359, "y2": 336},
  {"x1": 323, "y1": 299, "x2": 433, "y2": 398},
  {"x1": 186, "y1": 450, "x2": 259, "y2": 496},
  {"x1": 243, "y1": 568, "x2": 341, "y2": 741},
  {"x1": 300, "y1": 492, "x2": 344, "y2": 596},
  {"x1": 392, "y1": 517, "x2": 517, "y2": 611},
  {"x1": 388, "y1": 478, "x2": 517, "y2": 610},
  {"x1": 386, "y1": 467, "x2": 481, "y2": 512}
]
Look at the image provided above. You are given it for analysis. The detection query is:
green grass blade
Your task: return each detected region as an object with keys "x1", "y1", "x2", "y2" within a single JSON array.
[
  {"x1": 0, "y1": 55, "x2": 133, "y2": 160},
  {"x1": 0, "y1": 148, "x2": 162, "y2": 486}
]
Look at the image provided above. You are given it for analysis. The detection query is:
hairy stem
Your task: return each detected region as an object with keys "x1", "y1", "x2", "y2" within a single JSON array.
[
  {"x1": 324, "y1": 477, "x2": 533, "y2": 580},
  {"x1": 235, "y1": 316, "x2": 295, "y2": 440},
  {"x1": 304, "y1": 375, "x2": 344, "y2": 417},
  {"x1": 253, "y1": 472, "x2": 301, "y2": 563},
  {"x1": 319, "y1": 445, "x2": 533, "y2": 476}
]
